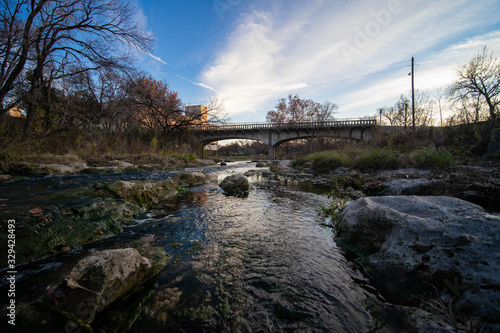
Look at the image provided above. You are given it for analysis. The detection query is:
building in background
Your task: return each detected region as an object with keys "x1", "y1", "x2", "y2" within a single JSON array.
[
  {"x1": 5, "y1": 106, "x2": 25, "y2": 118},
  {"x1": 185, "y1": 105, "x2": 207, "y2": 124}
]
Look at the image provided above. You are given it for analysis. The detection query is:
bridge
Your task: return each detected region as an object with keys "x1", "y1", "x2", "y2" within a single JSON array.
[{"x1": 191, "y1": 119, "x2": 377, "y2": 159}]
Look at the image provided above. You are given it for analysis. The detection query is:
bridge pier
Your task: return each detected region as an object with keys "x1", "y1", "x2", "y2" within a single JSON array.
[{"x1": 268, "y1": 145, "x2": 276, "y2": 160}]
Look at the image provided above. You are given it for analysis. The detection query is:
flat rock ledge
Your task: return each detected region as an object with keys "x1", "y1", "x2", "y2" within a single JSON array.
[{"x1": 336, "y1": 196, "x2": 500, "y2": 331}]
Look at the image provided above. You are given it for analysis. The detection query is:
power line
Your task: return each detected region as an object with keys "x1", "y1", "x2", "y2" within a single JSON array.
[
  {"x1": 180, "y1": 61, "x2": 410, "y2": 100},
  {"x1": 222, "y1": 64, "x2": 410, "y2": 101}
]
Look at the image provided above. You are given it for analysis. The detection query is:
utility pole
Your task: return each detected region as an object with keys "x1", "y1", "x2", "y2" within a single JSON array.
[{"x1": 411, "y1": 57, "x2": 415, "y2": 130}]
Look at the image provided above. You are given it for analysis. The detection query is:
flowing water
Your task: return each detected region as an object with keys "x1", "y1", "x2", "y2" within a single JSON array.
[{"x1": 1, "y1": 162, "x2": 382, "y2": 332}]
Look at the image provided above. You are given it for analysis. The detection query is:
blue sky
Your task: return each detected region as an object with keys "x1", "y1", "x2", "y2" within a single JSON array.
[{"x1": 134, "y1": 0, "x2": 500, "y2": 123}]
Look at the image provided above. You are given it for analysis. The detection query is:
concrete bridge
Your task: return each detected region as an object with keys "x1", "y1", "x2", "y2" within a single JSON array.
[{"x1": 191, "y1": 119, "x2": 377, "y2": 159}]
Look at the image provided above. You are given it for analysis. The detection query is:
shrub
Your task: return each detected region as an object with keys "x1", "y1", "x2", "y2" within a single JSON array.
[
  {"x1": 410, "y1": 147, "x2": 455, "y2": 169},
  {"x1": 311, "y1": 151, "x2": 352, "y2": 173},
  {"x1": 354, "y1": 147, "x2": 403, "y2": 170},
  {"x1": 0, "y1": 150, "x2": 10, "y2": 161}
]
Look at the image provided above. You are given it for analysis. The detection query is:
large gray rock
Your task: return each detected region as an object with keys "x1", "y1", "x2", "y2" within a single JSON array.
[
  {"x1": 19, "y1": 236, "x2": 169, "y2": 331},
  {"x1": 256, "y1": 160, "x2": 270, "y2": 167},
  {"x1": 373, "y1": 168, "x2": 437, "y2": 196},
  {"x1": 219, "y1": 174, "x2": 249, "y2": 196},
  {"x1": 336, "y1": 196, "x2": 500, "y2": 326},
  {"x1": 52, "y1": 248, "x2": 155, "y2": 323},
  {"x1": 172, "y1": 170, "x2": 209, "y2": 187}
]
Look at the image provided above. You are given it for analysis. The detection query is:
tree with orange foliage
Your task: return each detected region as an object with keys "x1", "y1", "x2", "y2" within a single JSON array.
[
  {"x1": 266, "y1": 94, "x2": 337, "y2": 123},
  {"x1": 126, "y1": 75, "x2": 200, "y2": 137}
]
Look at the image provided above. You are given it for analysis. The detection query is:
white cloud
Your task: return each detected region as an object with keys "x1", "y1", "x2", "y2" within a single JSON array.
[
  {"x1": 200, "y1": 0, "x2": 500, "y2": 121},
  {"x1": 339, "y1": 30, "x2": 500, "y2": 117}
]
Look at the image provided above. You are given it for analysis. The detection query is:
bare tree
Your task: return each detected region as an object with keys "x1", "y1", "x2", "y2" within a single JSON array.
[
  {"x1": 0, "y1": 0, "x2": 49, "y2": 110},
  {"x1": 206, "y1": 95, "x2": 230, "y2": 124},
  {"x1": 0, "y1": 0, "x2": 154, "y2": 136},
  {"x1": 446, "y1": 94, "x2": 490, "y2": 125},
  {"x1": 381, "y1": 96, "x2": 408, "y2": 126},
  {"x1": 431, "y1": 87, "x2": 448, "y2": 127},
  {"x1": 448, "y1": 46, "x2": 500, "y2": 120},
  {"x1": 313, "y1": 101, "x2": 338, "y2": 121},
  {"x1": 380, "y1": 92, "x2": 434, "y2": 127}
]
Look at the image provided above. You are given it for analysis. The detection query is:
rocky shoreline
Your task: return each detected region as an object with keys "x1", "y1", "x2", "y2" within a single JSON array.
[
  {"x1": 0, "y1": 159, "x2": 215, "y2": 267},
  {"x1": 2, "y1": 158, "x2": 499, "y2": 332},
  {"x1": 262, "y1": 160, "x2": 500, "y2": 332}
]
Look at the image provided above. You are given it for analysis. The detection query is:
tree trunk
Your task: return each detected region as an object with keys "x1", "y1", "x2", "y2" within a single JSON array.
[{"x1": 23, "y1": 99, "x2": 36, "y2": 138}]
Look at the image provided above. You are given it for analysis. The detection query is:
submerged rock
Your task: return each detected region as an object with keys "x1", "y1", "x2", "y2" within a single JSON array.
[
  {"x1": 336, "y1": 196, "x2": 500, "y2": 328},
  {"x1": 219, "y1": 174, "x2": 249, "y2": 196}
]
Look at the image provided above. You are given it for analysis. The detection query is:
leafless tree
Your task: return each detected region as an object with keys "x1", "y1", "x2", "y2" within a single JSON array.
[
  {"x1": 0, "y1": 0, "x2": 154, "y2": 136},
  {"x1": 446, "y1": 94, "x2": 489, "y2": 125},
  {"x1": 206, "y1": 95, "x2": 230, "y2": 124},
  {"x1": 431, "y1": 87, "x2": 448, "y2": 127},
  {"x1": 380, "y1": 92, "x2": 434, "y2": 127},
  {"x1": 448, "y1": 46, "x2": 500, "y2": 120},
  {"x1": 314, "y1": 101, "x2": 338, "y2": 121}
]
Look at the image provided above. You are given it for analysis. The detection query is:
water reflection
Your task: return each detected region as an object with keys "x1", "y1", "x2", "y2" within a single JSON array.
[
  {"x1": 129, "y1": 178, "x2": 372, "y2": 332},
  {"x1": 1, "y1": 163, "x2": 376, "y2": 332}
]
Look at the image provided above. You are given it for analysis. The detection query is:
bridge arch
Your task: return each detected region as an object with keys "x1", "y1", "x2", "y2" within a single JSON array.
[
  {"x1": 191, "y1": 119, "x2": 376, "y2": 159},
  {"x1": 199, "y1": 137, "x2": 267, "y2": 158}
]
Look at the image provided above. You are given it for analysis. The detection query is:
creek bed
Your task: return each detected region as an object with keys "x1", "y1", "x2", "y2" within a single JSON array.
[{"x1": 1, "y1": 162, "x2": 381, "y2": 332}]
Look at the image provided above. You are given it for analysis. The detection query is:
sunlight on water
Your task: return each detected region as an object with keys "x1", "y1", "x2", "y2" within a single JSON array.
[{"x1": 2, "y1": 162, "x2": 377, "y2": 332}]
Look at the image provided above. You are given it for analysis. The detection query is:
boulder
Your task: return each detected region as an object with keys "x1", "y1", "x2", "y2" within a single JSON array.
[
  {"x1": 196, "y1": 159, "x2": 216, "y2": 166},
  {"x1": 38, "y1": 164, "x2": 80, "y2": 174},
  {"x1": 379, "y1": 178, "x2": 439, "y2": 195},
  {"x1": 108, "y1": 180, "x2": 177, "y2": 206},
  {"x1": 111, "y1": 160, "x2": 135, "y2": 169},
  {"x1": 171, "y1": 170, "x2": 209, "y2": 187},
  {"x1": 336, "y1": 196, "x2": 500, "y2": 326},
  {"x1": 18, "y1": 235, "x2": 169, "y2": 331},
  {"x1": 34, "y1": 162, "x2": 88, "y2": 174},
  {"x1": 219, "y1": 174, "x2": 249, "y2": 196},
  {"x1": 50, "y1": 248, "x2": 153, "y2": 323},
  {"x1": 0, "y1": 174, "x2": 12, "y2": 182},
  {"x1": 256, "y1": 161, "x2": 270, "y2": 167}
]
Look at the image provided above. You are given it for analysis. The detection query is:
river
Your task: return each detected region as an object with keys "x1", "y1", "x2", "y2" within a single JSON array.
[{"x1": 1, "y1": 161, "x2": 382, "y2": 332}]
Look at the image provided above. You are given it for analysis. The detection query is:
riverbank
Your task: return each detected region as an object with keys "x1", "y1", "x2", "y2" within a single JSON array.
[
  {"x1": 2, "y1": 154, "x2": 499, "y2": 332},
  {"x1": 2, "y1": 161, "x2": 375, "y2": 332},
  {"x1": 280, "y1": 153, "x2": 500, "y2": 331},
  {"x1": 0, "y1": 152, "x2": 215, "y2": 176}
]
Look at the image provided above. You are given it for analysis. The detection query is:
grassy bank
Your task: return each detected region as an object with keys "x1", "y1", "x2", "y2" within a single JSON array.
[
  {"x1": 0, "y1": 127, "x2": 201, "y2": 169},
  {"x1": 292, "y1": 145, "x2": 456, "y2": 174}
]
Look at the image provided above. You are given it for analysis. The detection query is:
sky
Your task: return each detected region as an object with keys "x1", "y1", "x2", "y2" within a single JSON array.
[{"x1": 134, "y1": 0, "x2": 500, "y2": 123}]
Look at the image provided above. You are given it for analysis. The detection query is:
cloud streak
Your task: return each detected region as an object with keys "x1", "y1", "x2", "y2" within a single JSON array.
[
  {"x1": 147, "y1": 52, "x2": 169, "y2": 65},
  {"x1": 176, "y1": 75, "x2": 220, "y2": 94},
  {"x1": 199, "y1": 0, "x2": 500, "y2": 121}
]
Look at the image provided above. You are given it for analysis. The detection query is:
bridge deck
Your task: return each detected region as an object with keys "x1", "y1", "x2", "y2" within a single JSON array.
[{"x1": 191, "y1": 119, "x2": 376, "y2": 132}]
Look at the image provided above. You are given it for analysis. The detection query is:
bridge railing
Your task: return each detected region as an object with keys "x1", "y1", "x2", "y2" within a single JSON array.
[{"x1": 191, "y1": 118, "x2": 376, "y2": 132}]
